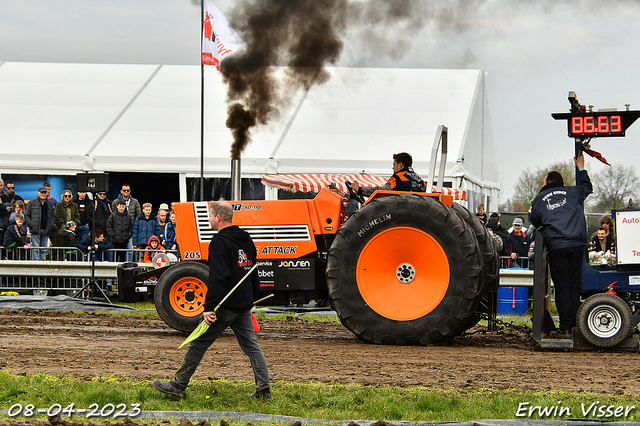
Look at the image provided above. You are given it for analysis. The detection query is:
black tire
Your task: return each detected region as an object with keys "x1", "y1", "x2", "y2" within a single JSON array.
[
  {"x1": 450, "y1": 203, "x2": 500, "y2": 291},
  {"x1": 577, "y1": 293, "x2": 632, "y2": 347},
  {"x1": 326, "y1": 194, "x2": 483, "y2": 345},
  {"x1": 448, "y1": 203, "x2": 500, "y2": 331},
  {"x1": 154, "y1": 262, "x2": 209, "y2": 332}
]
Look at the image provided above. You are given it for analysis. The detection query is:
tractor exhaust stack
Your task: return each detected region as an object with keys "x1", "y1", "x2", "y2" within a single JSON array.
[{"x1": 231, "y1": 158, "x2": 241, "y2": 201}]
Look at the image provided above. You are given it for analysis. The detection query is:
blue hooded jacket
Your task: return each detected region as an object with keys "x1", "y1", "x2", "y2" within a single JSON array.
[{"x1": 529, "y1": 169, "x2": 592, "y2": 251}]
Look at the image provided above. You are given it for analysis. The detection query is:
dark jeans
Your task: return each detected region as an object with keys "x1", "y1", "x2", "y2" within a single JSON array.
[
  {"x1": 171, "y1": 308, "x2": 270, "y2": 393},
  {"x1": 548, "y1": 245, "x2": 585, "y2": 331},
  {"x1": 112, "y1": 242, "x2": 127, "y2": 262}
]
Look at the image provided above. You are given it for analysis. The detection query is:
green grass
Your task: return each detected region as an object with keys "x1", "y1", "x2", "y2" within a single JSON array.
[
  {"x1": 1, "y1": 371, "x2": 638, "y2": 423},
  {"x1": 108, "y1": 296, "x2": 157, "y2": 311}
]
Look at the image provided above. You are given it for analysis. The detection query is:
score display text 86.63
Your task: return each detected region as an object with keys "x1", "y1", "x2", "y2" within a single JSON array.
[
  {"x1": 570, "y1": 114, "x2": 622, "y2": 137},
  {"x1": 553, "y1": 110, "x2": 640, "y2": 138}
]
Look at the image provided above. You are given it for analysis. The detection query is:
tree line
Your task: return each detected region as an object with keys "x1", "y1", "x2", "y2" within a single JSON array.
[{"x1": 501, "y1": 161, "x2": 639, "y2": 213}]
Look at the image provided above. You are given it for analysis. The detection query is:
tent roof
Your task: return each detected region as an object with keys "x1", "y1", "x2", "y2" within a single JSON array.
[{"x1": 0, "y1": 62, "x2": 498, "y2": 188}]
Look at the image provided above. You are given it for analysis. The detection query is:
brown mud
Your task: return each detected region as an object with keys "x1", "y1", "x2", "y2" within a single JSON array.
[{"x1": 1, "y1": 310, "x2": 639, "y2": 425}]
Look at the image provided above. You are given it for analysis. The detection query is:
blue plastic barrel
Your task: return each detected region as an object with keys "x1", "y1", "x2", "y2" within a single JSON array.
[{"x1": 497, "y1": 286, "x2": 529, "y2": 315}]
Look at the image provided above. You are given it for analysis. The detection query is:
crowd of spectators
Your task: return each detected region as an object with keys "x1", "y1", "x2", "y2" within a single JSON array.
[
  {"x1": 0, "y1": 179, "x2": 178, "y2": 263},
  {"x1": 478, "y1": 204, "x2": 616, "y2": 270}
]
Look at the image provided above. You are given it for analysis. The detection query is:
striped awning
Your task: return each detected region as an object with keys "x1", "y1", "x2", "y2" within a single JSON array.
[{"x1": 261, "y1": 174, "x2": 466, "y2": 200}]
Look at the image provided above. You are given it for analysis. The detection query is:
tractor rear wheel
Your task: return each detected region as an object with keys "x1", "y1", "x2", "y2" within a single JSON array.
[
  {"x1": 326, "y1": 194, "x2": 483, "y2": 345},
  {"x1": 154, "y1": 262, "x2": 209, "y2": 332},
  {"x1": 449, "y1": 203, "x2": 500, "y2": 330},
  {"x1": 577, "y1": 293, "x2": 632, "y2": 347},
  {"x1": 450, "y1": 202, "x2": 499, "y2": 291}
]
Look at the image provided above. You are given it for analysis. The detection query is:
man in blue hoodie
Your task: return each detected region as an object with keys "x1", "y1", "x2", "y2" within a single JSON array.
[
  {"x1": 529, "y1": 152, "x2": 592, "y2": 338},
  {"x1": 152, "y1": 201, "x2": 270, "y2": 401}
]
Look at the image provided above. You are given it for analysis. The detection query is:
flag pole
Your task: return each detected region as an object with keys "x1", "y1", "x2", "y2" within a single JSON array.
[{"x1": 200, "y1": 0, "x2": 205, "y2": 201}]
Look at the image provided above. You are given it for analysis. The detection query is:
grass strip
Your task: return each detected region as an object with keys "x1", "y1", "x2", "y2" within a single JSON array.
[{"x1": 0, "y1": 371, "x2": 638, "y2": 423}]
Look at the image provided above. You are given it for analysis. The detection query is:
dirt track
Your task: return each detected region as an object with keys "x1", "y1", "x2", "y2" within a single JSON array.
[{"x1": 1, "y1": 310, "x2": 639, "y2": 395}]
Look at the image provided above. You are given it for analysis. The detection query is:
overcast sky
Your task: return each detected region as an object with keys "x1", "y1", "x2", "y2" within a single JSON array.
[{"x1": 2, "y1": 0, "x2": 640, "y2": 202}]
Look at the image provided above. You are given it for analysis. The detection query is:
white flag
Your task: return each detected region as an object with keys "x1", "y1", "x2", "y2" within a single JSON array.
[{"x1": 202, "y1": 0, "x2": 247, "y2": 71}]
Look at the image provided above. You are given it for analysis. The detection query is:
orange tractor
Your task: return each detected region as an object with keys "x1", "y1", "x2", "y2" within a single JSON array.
[{"x1": 152, "y1": 126, "x2": 500, "y2": 345}]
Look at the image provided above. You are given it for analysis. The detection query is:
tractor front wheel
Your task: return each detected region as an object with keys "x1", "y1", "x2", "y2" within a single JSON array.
[{"x1": 154, "y1": 262, "x2": 209, "y2": 332}]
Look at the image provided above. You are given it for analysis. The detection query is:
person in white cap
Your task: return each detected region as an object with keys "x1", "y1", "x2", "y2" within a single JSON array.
[
  {"x1": 157, "y1": 203, "x2": 170, "y2": 246},
  {"x1": 506, "y1": 216, "x2": 529, "y2": 267}
]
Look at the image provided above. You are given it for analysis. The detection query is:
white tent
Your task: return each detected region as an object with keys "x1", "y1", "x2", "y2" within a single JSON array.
[{"x1": 0, "y1": 62, "x2": 499, "y2": 209}]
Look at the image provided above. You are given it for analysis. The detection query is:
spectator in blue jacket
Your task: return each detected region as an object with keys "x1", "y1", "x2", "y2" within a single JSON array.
[
  {"x1": 133, "y1": 203, "x2": 161, "y2": 250},
  {"x1": 164, "y1": 209, "x2": 177, "y2": 252},
  {"x1": 81, "y1": 228, "x2": 114, "y2": 262}
]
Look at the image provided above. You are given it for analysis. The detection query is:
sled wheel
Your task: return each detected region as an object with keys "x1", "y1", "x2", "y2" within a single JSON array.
[
  {"x1": 154, "y1": 262, "x2": 209, "y2": 332},
  {"x1": 577, "y1": 293, "x2": 632, "y2": 347},
  {"x1": 326, "y1": 194, "x2": 483, "y2": 345},
  {"x1": 450, "y1": 203, "x2": 499, "y2": 291}
]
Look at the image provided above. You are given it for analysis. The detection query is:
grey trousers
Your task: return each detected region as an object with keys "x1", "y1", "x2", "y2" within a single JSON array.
[{"x1": 171, "y1": 308, "x2": 270, "y2": 392}]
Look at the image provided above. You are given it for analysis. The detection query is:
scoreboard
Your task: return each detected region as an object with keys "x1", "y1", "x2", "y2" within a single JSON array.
[{"x1": 552, "y1": 92, "x2": 640, "y2": 138}]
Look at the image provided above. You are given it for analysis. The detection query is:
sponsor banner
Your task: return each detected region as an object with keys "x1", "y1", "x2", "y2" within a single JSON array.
[
  {"x1": 258, "y1": 258, "x2": 315, "y2": 290},
  {"x1": 615, "y1": 210, "x2": 640, "y2": 265}
]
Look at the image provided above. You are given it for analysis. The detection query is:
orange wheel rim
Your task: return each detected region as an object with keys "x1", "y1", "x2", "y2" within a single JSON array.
[
  {"x1": 356, "y1": 226, "x2": 450, "y2": 321},
  {"x1": 169, "y1": 277, "x2": 207, "y2": 317}
]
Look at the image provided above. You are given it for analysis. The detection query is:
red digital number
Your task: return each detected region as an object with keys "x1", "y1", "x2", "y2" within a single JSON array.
[
  {"x1": 572, "y1": 117, "x2": 582, "y2": 134},
  {"x1": 584, "y1": 116, "x2": 596, "y2": 133},
  {"x1": 598, "y1": 116, "x2": 609, "y2": 133},
  {"x1": 611, "y1": 115, "x2": 621, "y2": 132},
  {"x1": 571, "y1": 114, "x2": 623, "y2": 135}
]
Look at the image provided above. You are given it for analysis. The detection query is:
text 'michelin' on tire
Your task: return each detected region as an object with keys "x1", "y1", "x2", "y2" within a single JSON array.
[
  {"x1": 577, "y1": 293, "x2": 632, "y2": 348},
  {"x1": 154, "y1": 262, "x2": 209, "y2": 332},
  {"x1": 326, "y1": 194, "x2": 483, "y2": 345}
]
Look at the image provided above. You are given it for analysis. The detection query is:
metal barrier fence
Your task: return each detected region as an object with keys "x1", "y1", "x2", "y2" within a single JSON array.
[
  {"x1": 0, "y1": 247, "x2": 177, "y2": 295},
  {"x1": 498, "y1": 255, "x2": 532, "y2": 270},
  {"x1": 0, "y1": 246, "x2": 178, "y2": 264}
]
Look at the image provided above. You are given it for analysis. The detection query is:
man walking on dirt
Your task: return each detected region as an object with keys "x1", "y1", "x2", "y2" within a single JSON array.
[
  {"x1": 152, "y1": 201, "x2": 270, "y2": 400},
  {"x1": 529, "y1": 152, "x2": 592, "y2": 338}
]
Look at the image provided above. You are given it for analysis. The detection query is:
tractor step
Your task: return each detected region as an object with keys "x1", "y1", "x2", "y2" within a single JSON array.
[{"x1": 535, "y1": 329, "x2": 639, "y2": 352}]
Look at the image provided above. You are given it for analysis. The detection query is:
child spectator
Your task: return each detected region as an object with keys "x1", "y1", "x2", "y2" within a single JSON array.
[
  {"x1": 107, "y1": 199, "x2": 133, "y2": 262},
  {"x1": 476, "y1": 203, "x2": 487, "y2": 224},
  {"x1": 63, "y1": 221, "x2": 85, "y2": 260},
  {"x1": 3, "y1": 213, "x2": 29, "y2": 259},
  {"x1": 144, "y1": 235, "x2": 165, "y2": 263},
  {"x1": 83, "y1": 229, "x2": 114, "y2": 262},
  {"x1": 9, "y1": 200, "x2": 31, "y2": 242},
  {"x1": 133, "y1": 203, "x2": 161, "y2": 250},
  {"x1": 164, "y1": 209, "x2": 177, "y2": 252}
]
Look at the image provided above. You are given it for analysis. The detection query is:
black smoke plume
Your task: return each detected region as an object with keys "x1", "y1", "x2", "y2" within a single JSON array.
[
  {"x1": 222, "y1": 0, "x2": 347, "y2": 159},
  {"x1": 221, "y1": 0, "x2": 486, "y2": 158}
]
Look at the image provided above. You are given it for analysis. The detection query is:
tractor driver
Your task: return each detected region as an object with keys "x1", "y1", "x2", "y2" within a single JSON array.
[{"x1": 350, "y1": 152, "x2": 426, "y2": 197}]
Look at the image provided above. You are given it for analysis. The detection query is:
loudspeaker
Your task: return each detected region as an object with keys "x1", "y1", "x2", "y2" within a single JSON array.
[{"x1": 77, "y1": 173, "x2": 109, "y2": 193}]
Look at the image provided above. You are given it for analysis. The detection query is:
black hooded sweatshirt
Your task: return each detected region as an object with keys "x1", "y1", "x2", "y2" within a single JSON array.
[{"x1": 204, "y1": 225, "x2": 259, "y2": 313}]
